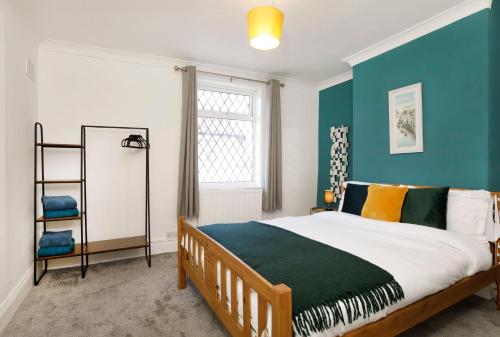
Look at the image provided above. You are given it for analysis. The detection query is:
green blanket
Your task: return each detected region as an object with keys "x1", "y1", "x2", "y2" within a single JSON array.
[{"x1": 199, "y1": 222, "x2": 404, "y2": 336}]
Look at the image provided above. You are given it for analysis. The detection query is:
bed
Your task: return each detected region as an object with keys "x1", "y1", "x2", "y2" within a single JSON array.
[{"x1": 177, "y1": 188, "x2": 500, "y2": 337}]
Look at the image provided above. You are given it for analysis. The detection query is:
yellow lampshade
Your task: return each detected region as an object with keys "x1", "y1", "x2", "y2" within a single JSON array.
[
  {"x1": 247, "y1": 6, "x2": 284, "y2": 50},
  {"x1": 324, "y1": 190, "x2": 335, "y2": 205}
]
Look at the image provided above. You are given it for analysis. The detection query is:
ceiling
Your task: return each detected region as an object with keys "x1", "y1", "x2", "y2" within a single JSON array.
[{"x1": 16, "y1": 0, "x2": 468, "y2": 82}]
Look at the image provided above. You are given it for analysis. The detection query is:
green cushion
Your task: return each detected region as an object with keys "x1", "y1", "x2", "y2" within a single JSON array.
[
  {"x1": 401, "y1": 187, "x2": 450, "y2": 229},
  {"x1": 341, "y1": 183, "x2": 369, "y2": 216}
]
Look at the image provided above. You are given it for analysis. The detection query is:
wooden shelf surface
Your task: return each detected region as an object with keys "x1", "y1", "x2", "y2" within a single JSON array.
[
  {"x1": 86, "y1": 236, "x2": 148, "y2": 255},
  {"x1": 35, "y1": 236, "x2": 148, "y2": 261},
  {"x1": 36, "y1": 143, "x2": 82, "y2": 148},
  {"x1": 36, "y1": 179, "x2": 84, "y2": 184},
  {"x1": 36, "y1": 215, "x2": 82, "y2": 222}
]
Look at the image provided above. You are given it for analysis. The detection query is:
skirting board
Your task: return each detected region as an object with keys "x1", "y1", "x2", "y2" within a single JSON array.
[
  {"x1": 46, "y1": 238, "x2": 178, "y2": 270},
  {"x1": 0, "y1": 238, "x2": 176, "y2": 334},
  {"x1": 0, "y1": 267, "x2": 33, "y2": 334}
]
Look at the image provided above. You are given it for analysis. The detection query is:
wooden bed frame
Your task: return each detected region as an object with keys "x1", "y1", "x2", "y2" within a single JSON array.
[{"x1": 177, "y1": 191, "x2": 500, "y2": 337}]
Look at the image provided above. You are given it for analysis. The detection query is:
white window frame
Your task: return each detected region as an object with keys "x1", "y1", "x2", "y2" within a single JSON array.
[{"x1": 197, "y1": 79, "x2": 264, "y2": 190}]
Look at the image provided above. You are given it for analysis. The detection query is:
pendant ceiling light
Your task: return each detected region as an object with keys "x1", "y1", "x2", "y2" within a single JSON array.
[{"x1": 247, "y1": 5, "x2": 284, "y2": 50}]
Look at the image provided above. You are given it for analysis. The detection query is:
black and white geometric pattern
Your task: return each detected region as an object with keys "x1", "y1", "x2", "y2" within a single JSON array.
[{"x1": 330, "y1": 126, "x2": 349, "y2": 199}]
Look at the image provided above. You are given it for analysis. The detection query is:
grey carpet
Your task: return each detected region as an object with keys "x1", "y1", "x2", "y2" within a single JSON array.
[{"x1": 2, "y1": 253, "x2": 499, "y2": 337}]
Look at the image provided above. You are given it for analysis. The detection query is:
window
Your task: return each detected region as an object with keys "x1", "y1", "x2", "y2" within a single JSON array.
[{"x1": 197, "y1": 84, "x2": 261, "y2": 187}]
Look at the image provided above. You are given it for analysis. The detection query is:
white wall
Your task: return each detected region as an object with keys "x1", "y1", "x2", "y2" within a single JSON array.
[
  {"x1": 38, "y1": 41, "x2": 182, "y2": 266},
  {"x1": 0, "y1": 0, "x2": 7, "y2": 316},
  {"x1": 37, "y1": 40, "x2": 318, "y2": 267},
  {"x1": 0, "y1": 0, "x2": 41, "y2": 332}
]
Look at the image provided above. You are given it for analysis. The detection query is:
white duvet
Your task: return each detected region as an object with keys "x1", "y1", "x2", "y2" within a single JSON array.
[
  {"x1": 186, "y1": 211, "x2": 492, "y2": 337},
  {"x1": 261, "y1": 211, "x2": 492, "y2": 336}
]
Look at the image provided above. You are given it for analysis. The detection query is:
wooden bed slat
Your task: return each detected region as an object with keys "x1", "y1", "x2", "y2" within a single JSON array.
[
  {"x1": 243, "y1": 284, "x2": 251, "y2": 336},
  {"x1": 197, "y1": 241, "x2": 202, "y2": 277},
  {"x1": 207, "y1": 253, "x2": 218, "y2": 297},
  {"x1": 231, "y1": 272, "x2": 238, "y2": 322},
  {"x1": 189, "y1": 236, "x2": 193, "y2": 267},
  {"x1": 258, "y1": 295, "x2": 267, "y2": 337},
  {"x1": 221, "y1": 264, "x2": 227, "y2": 310}
]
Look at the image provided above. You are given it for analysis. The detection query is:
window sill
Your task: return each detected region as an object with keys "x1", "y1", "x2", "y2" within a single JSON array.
[{"x1": 199, "y1": 186, "x2": 263, "y2": 193}]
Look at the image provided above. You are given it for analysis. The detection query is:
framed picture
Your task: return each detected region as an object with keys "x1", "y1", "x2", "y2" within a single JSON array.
[{"x1": 388, "y1": 83, "x2": 423, "y2": 154}]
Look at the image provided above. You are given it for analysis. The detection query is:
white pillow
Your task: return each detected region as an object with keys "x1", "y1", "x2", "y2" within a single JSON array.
[{"x1": 446, "y1": 189, "x2": 491, "y2": 242}]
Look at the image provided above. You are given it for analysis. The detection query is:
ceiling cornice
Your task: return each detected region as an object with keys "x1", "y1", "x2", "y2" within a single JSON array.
[
  {"x1": 343, "y1": 0, "x2": 492, "y2": 67},
  {"x1": 39, "y1": 39, "x2": 317, "y2": 87},
  {"x1": 317, "y1": 70, "x2": 353, "y2": 91}
]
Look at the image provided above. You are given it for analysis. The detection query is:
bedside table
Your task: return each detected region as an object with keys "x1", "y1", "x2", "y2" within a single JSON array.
[{"x1": 310, "y1": 207, "x2": 338, "y2": 215}]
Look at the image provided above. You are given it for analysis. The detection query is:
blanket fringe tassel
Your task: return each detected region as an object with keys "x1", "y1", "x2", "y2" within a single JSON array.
[{"x1": 292, "y1": 279, "x2": 404, "y2": 337}]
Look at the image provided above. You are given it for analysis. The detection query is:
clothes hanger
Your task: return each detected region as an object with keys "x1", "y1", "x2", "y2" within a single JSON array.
[{"x1": 121, "y1": 130, "x2": 150, "y2": 149}]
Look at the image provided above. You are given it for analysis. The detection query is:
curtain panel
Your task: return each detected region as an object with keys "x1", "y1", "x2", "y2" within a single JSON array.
[
  {"x1": 177, "y1": 66, "x2": 199, "y2": 217},
  {"x1": 263, "y1": 79, "x2": 282, "y2": 212}
]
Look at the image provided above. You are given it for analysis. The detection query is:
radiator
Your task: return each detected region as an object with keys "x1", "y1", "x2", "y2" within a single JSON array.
[{"x1": 199, "y1": 189, "x2": 263, "y2": 225}]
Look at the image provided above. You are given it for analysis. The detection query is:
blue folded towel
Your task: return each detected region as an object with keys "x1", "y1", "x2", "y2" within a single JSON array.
[
  {"x1": 42, "y1": 196, "x2": 77, "y2": 211},
  {"x1": 38, "y1": 239, "x2": 75, "y2": 257},
  {"x1": 39, "y1": 230, "x2": 73, "y2": 248},
  {"x1": 44, "y1": 208, "x2": 79, "y2": 219}
]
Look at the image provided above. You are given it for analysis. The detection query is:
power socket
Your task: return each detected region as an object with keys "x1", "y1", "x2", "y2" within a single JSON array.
[{"x1": 166, "y1": 231, "x2": 177, "y2": 239}]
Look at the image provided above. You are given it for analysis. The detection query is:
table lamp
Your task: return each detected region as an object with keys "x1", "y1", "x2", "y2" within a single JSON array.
[{"x1": 324, "y1": 189, "x2": 335, "y2": 211}]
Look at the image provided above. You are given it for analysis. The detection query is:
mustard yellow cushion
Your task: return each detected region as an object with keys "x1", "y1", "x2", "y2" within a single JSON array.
[{"x1": 361, "y1": 185, "x2": 409, "y2": 222}]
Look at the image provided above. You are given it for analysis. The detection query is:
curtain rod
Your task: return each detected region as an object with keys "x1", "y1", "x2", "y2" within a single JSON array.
[{"x1": 174, "y1": 66, "x2": 285, "y2": 87}]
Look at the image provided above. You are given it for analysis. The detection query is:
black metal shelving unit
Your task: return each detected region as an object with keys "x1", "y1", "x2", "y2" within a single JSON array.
[
  {"x1": 81, "y1": 125, "x2": 151, "y2": 267},
  {"x1": 33, "y1": 123, "x2": 151, "y2": 285},
  {"x1": 34, "y1": 122, "x2": 87, "y2": 285}
]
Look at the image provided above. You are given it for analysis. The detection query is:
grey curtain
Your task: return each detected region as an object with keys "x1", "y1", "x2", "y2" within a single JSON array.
[
  {"x1": 177, "y1": 66, "x2": 199, "y2": 217},
  {"x1": 263, "y1": 79, "x2": 282, "y2": 212}
]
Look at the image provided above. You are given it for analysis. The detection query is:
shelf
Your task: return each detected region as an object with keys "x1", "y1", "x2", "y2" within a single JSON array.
[
  {"x1": 34, "y1": 123, "x2": 151, "y2": 283},
  {"x1": 36, "y1": 179, "x2": 84, "y2": 184},
  {"x1": 86, "y1": 236, "x2": 148, "y2": 255},
  {"x1": 36, "y1": 215, "x2": 82, "y2": 222},
  {"x1": 36, "y1": 143, "x2": 82, "y2": 148},
  {"x1": 35, "y1": 236, "x2": 148, "y2": 261},
  {"x1": 36, "y1": 244, "x2": 83, "y2": 261}
]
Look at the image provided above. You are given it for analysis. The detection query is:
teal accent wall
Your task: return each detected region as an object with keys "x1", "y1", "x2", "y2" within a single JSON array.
[
  {"x1": 317, "y1": 80, "x2": 353, "y2": 206},
  {"x1": 489, "y1": 0, "x2": 500, "y2": 190},
  {"x1": 352, "y1": 10, "x2": 490, "y2": 189}
]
